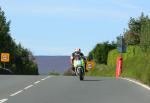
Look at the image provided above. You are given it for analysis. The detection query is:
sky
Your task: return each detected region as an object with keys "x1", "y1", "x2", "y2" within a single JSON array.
[{"x1": 0, "y1": 0, "x2": 150, "y2": 56}]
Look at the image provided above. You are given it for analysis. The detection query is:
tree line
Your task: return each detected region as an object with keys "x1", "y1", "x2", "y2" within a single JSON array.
[
  {"x1": 123, "y1": 12, "x2": 150, "y2": 52},
  {"x1": 87, "y1": 41, "x2": 116, "y2": 64},
  {"x1": 0, "y1": 8, "x2": 38, "y2": 74},
  {"x1": 88, "y1": 12, "x2": 150, "y2": 64}
]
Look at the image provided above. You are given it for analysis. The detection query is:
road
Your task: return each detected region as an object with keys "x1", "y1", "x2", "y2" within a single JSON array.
[{"x1": 0, "y1": 75, "x2": 150, "y2": 103}]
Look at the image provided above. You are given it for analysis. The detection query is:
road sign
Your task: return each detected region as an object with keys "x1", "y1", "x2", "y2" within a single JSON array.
[
  {"x1": 117, "y1": 36, "x2": 126, "y2": 53},
  {"x1": 86, "y1": 61, "x2": 94, "y2": 71},
  {"x1": 1, "y1": 53, "x2": 10, "y2": 62}
]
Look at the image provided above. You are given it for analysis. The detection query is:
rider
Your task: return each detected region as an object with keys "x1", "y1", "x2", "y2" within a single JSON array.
[{"x1": 70, "y1": 48, "x2": 87, "y2": 72}]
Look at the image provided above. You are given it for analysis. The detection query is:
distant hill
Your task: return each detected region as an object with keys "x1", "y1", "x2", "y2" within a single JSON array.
[{"x1": 35, "y1": 56, "x2": 71, "y2": 75}]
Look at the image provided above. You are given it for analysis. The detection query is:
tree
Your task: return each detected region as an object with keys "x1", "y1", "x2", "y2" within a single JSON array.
[
  {"x1": 124, "y1": 12, "x2": 150, "y2": 45},
  {"x1": 88, "y1": 41, "x2": 116, "y2": 64},
  {"x1": 0, "y1": 7, "x2": 38, "y2": 75},
  {"x1": 124, "y1": 31, "x2": 140, "y2": 45},
  {"x1": 140, "y1": 22, "x2": 150, "y2": 52}
]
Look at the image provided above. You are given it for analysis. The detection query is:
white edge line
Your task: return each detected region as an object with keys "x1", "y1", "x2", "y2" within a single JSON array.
[
  {"x1": 0, "y1": 99, "x2": 8, "y2": 103},
  {"x1": 10, "y1": 90, "x2": 23, "y2": 96},
  {"x1": 34, "y1": 81, "x2": 40, "y2": 84},
  {"x1": 24, "y1": 85, "x2": 33, "y2": 90},
  {"x1": 122, "y1": 78, "x2": 150, "y2": 91}
]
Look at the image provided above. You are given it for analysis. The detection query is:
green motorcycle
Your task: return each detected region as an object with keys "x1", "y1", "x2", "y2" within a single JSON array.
[{"x1": 73, "y1": 55, "x2": 85, "y2": 80}]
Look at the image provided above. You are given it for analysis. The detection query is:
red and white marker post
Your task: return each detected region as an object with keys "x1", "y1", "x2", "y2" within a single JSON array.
[{"x1": 116, "y1": 55, "x2": 122, "y2": 79}]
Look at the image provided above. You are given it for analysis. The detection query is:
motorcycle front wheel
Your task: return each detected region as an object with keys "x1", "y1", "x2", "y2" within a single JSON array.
[{"x1": 79, "y1": 68, "x2": 84, "y2": 81}]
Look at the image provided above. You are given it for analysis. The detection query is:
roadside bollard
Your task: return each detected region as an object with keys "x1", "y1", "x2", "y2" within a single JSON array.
[{"x1": 116, "y1": 55, "x2": 122, "y2": 78}]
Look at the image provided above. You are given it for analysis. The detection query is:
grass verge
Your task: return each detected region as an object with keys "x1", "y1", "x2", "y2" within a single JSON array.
[{"x1": 87, "y1": 46, "x2": 150, "y2": 86}]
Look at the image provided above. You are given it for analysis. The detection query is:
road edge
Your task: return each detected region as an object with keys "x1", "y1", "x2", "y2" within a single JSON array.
[{"x1": 121, "y1": 77, "x2": 150, "y2": 91}]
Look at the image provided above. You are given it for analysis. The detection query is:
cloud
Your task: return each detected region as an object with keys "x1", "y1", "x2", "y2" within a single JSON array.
[
  {"x1": 111, "y1": 0, "x2": 143, "y2": 12},
  {"x1": 2, "y1": 0, "x2": 148, "y2": 20},
  {"x1": 108, "y1": 0, "x2": 149, "y2": 19},
  {"x1": 4, "y1": 1, "x2": 130, "y2": 20}
]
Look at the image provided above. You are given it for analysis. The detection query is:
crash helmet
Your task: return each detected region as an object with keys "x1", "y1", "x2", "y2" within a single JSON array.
[{"x1": 75, "y1": 48, "x2": 81, "y2": 52}]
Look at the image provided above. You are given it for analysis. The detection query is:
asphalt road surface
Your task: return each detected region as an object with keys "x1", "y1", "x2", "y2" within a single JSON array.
[{"x1": 0, "y1": 75, "x2": 150, "y2": 103}]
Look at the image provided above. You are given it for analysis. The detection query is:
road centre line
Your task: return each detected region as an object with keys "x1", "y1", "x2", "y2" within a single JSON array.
[
  {"x1": 41, "y1": 78, "x2": 46, "y2": 81},
  {"x1": 41, "y1": 77, "x2": 48, "y2": 81},
  {"x1": 34, "y1": 81, "x2": 41, "y2": 84},
  {"x1": 45, "y1": 76, "x2": 51, "y2": 79},
  {"x1": 10, "y1": 90, "x2": 23, "y2": 97},
  {"x1": 122, "y1": 78, "x2": 150, "y2": 91},
  {"x1": 47, "y1": 76, "x2": 51, "y2": 78},
  {"x1": 2, "y1": 76, "x2": 52, "y2": 102},
  {"x1": 0, "y1": 99, "x2": 8, "y2": 103},
  {"x1": 24, "y1": 85, "x2": 33, "y2": 90},
  {"x1": 41, "y1": 76, "x2": 51, "y2": 81}
]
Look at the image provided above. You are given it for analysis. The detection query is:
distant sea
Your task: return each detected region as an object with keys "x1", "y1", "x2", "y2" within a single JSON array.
[{"x1": 35, "y1": 56, "x2": 71, "y2": 75}]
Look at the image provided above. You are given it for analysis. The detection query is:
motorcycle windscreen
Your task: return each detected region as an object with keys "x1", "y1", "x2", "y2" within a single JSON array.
[{"x1": 73, "y1": 60, "x2": 82, "y2": 67}]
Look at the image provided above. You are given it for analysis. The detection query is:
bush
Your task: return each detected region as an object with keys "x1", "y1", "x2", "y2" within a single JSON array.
[{"x1": 88, "y1": 41, "x2": 116, "y2": 64}]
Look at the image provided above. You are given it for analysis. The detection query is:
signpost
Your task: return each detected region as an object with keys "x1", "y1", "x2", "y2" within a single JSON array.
[{"x1": 1, "y1": 53, "x2": 10, "y2": 69}]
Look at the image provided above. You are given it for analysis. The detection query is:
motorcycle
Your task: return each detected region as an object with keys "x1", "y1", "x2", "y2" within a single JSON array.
[{"x1": 73, "y1": 55, "x2": 85, "y2": 80}]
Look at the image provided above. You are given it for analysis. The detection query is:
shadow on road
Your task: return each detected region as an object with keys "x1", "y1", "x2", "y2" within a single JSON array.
[{"x1": 83, "y1": 79, "x2": 103, "y2": 82}]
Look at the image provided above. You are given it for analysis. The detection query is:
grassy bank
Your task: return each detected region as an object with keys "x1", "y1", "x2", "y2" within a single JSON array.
[
  {"x1": 86, "y1": 64, "x2": 115, "y2": 77},
  {"x1": 87, "y1": 45, "x2": 150, "y2": 86}
]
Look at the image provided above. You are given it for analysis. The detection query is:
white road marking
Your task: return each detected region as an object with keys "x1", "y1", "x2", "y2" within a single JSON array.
[
  {"x1": 4, "y1": 76, "x2": 52, "y2": 100},
  {"x1": 45, "y1": 76, "x2": 51, "y2": 79},
  {"x1": 47, "y1": 76, "x2": 51, "y2": 78},
  {"x1": 24, "y1": 85, "x2": 33, "y2": 90},
  {"x1": 10, "y1": 90, "x2": 23, "y2": 96},
  {"x1": 0, "y1": 99, "x2": 8, "y2": 103},
  {"x1": 122, "y1": 78, "x2": 150, "y2": 91},
  {"x1": 34, "y1": 81, "x2": 41, "y2": 84},
  {"x1": 41, "y1": 76, "x2": 51, "y2": 81},
  {"x1": 41, "y1": 78, "x2": 46, "y2": 81}
]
